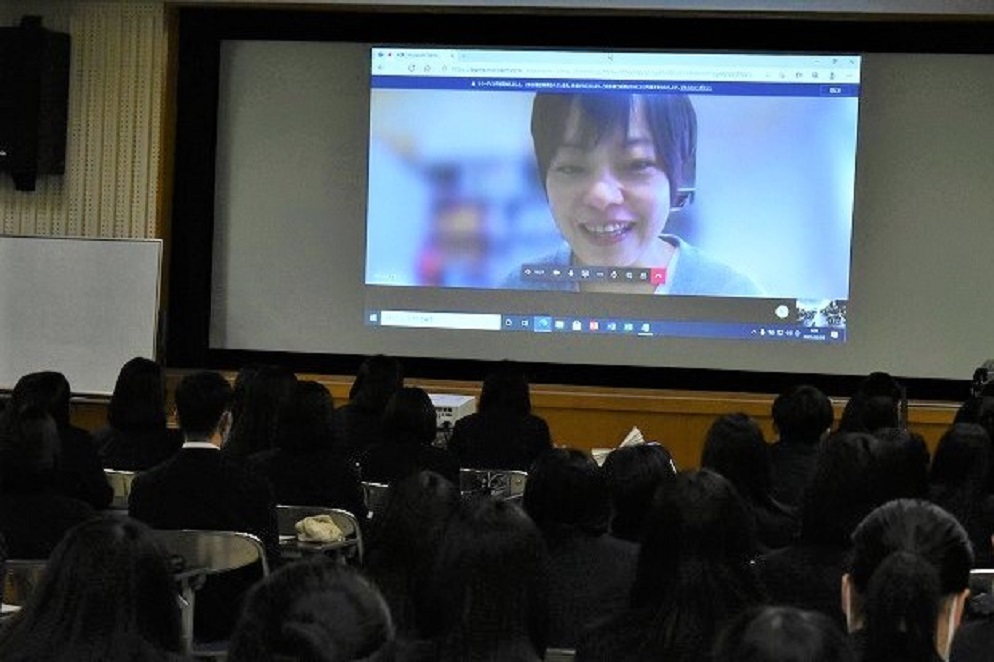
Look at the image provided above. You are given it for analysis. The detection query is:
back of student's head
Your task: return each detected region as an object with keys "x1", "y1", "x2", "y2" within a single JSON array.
[
  {"x1": 229, "y1": 559, "x2": 395, "y2": 662},
  {"x1": 523, "y1": 448, "x2": 609, "y2": 534},
  {"x1": 800, "y1": 432, "x2": 882, "y2": 546},
  {"x1": 701, "y1": 413, "x2": 772, "y2": 504},
  {"x1": 773, "y1": 385, "x2": 834, "y2": 442},
  {"x1": 277, "y1": 380, "x2": 337, "y2": 453},
  {"x1": 602, "y1": 442, "x2": 677, "y2": 542},
  {"x1": 714, "y1": 606, "x2": 854, "y2": 662},
  {"x1": 0, "y1": 515, "x2": 182, "y2": 660},
  {"x1": 11, "y1": 371, "x2": 71, "y2": 428},
  {"x1": 838, "y1": 372, "x2": 903, "y2": 434},
  {"x1": 0, "y1": 405, "x2": 61, "y2": 493},
  {"x1": 929, "y1": 423, "x2": 991, "y2": 518},
  {"x1": 420, "y1": 496, "x2": 549, "y2": 660},
  {"x1": 479, "y1": 364, "x2": 532, "y2": 415},
  {"x1": 108, "y1": 357, "x2": 167, "y2": 432},
  {"x1": 848, "y1": 499, "x2": 972, "y2": 662},
  {"x1": 381, "y1": 387, "x2": 437, "y2": 447},
  {"x1": 872, "y1": 427, "x2": 930, "y2": 501},
  {"x1": 350, "y1": 355, "x2": 404, "y2": 413},
  {"x1": 225, "y1": 364, "x2": 297, "y2": 458},
  {"x1": 174, "y1": 371, "x2": 233, "y2": 439},
  {"x1": 632, "y1": 469, "x2": 762, "y2": 660}
]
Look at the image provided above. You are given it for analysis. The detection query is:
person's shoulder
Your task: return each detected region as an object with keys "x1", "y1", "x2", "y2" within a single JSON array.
[{"x1": 666, "y1": 235, "x2": 765, "y2": 297}]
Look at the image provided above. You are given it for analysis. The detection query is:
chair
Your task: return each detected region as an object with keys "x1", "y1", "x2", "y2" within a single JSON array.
[
  {"x1": 361, "y1": 481, "x2": 390, "y2": 517},
  {"x1": 104, "y1": 469, "x2": 138, "y2": 510},
  {"x1": 459, "y1": 468, "x2": 528, "y2": 501},
  {"x1": 3, "y1": 559, "x2": 47, "y2": 608},
  {"x1": 152, "y1": 529, "x2": 269, "y2": 657},
  {"x1": 276, "y1": 505, "x2": 364, "y2": 565},
  {"x1": 969, "y1": 568, "x2": 994, "y2": 595},
  {"x1": 545, "y1": 649, "x2": 576, "y2": 662}
]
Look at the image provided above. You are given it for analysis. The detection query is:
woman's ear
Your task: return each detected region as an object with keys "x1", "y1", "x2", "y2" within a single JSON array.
[{"x1": 841, "y1": 573, "x2": 855, "y2": 633}]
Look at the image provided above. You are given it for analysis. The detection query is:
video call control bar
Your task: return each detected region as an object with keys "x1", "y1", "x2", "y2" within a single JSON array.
[{"x1": 521, "y1": 264, "x2": 667, "y2": 285}]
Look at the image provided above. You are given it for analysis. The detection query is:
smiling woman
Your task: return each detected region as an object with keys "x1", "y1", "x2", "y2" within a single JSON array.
[{"x1": 506, "y1": 92, "x2": 764, "y2": 295}]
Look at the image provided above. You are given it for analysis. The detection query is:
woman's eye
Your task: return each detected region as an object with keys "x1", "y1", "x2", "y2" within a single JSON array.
[
  {"x1": 552, "y1": 163, "x2": 585, "y2": 176},
  {"x1": 627, "y1": 159, "x2": 657, "y2": 173}
]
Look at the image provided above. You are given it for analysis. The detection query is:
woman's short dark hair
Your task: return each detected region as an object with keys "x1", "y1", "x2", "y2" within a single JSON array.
[
  {"x1": 419, "y1": 496, "x2": 549, "y2": 660},
  {"x1": 531, "y1": 92, "x2": 697, "y2": 208},
  {"x1": 382, "y1": 387, "x2": 437, "y2": 447},
  {"x1": 174, "y1": 370, "x2": 233, "y2": 438},
  {"x1": 601, "y1": 443, "x2": 677, "y2": 542},
  {"x1": 10, "y1": 371, "x2": 71, "y2": 428},
  {"x1": 107, "y1": 357, "x2": 167, "y2": 432},
  {"x1": 714, "y1": 605, "x2": 854, "y2": 662},
  {"x1": 479, "y1": 365, "x2": 532, "y2": 415},
  {"x1": 229, "y1": 559, "x2": 395, "y2": 662},
  {"x1": 523, "y1": 448, "x2": 609, "y2": 534},
  {"x1": 630, "y1": 469, "x2": 763, "y2": 660},
  {"x1": 0, "y1": 405, "x2": 61, "y2": 492},
  {"x1": 276, "y1": 380, "x2": 337, "y2": 453},
  {"x1": 799, "y1": 432, "x2": 882, "y2": 546},
  {"x1": 0, "y1": 516, "x2": 183, "y2": 660},
  {"x1": 701, "y1": 413, "x2": 773, "y2": 505},
  {"x1": 849, "y1": 499, "x2": 972, "y2": 662},
  {"x1": 349, "y1": 355, "x2": 404, "y2": 413},
  {"x1": 838, "y1": 372, "x2": 903, "y2": 434},
  {"x1": 772, "y1": 385, "x2": 834, "y2": 442}
]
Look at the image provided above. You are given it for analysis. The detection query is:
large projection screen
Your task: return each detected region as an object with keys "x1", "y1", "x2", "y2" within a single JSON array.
[{"x1": 206, "y1": 41, "x2": 994, "y2": 382}]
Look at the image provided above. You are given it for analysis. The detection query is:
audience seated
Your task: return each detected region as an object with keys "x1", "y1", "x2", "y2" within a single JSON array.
[
  {"x1": 5, "y1": 371, "x2": 112, "y2": 509},
  {"x1": 522, "y1": 448, "x2": 638, "y2": 648},
  {"x1": 576, "y1": 469, "x2": 765, "y2": 662},
  {"x1": 702, "y1": 413, "x2": 798, "y2": 551},
  {"x1": 413, "y1": 495, "x2": 549, "y2": 662},
  {"x1": 713, "y1": 605, "x2": 855, "y2": 662},
  {"x1": 0, "y1": 515, "x2": 186, "y2": 661},
  {"x1": 128, "y1": 370, "x2": 278, "y2": 642},
  {"x1": 359, "y1": 387, "x2": 459, "y2": 484},
  {"x1": 223, "y1": 364, "x2": 298, "y2": 462},
  {"x1": 928, "y1": 423, "x2": 994, "y2": 568},
  {"x1": 0, "y1": 405, "x2": 95, "y2": 558},
  {"x1": 601, "y1": 442, "x2": 677, "y2": 543},
  {"x1": 364, "y1": 471, "x2": 460, "y2": 638},
  {"x1": 837, "y1": 372, "x2": 903, "y2": 435},
  {"x1": 335, "y1": 355, "x2": 404, "y2": 461},
  {"x1": 228, "y1": 558, "x2": 395, "y2": 662},
  {"x1": 447, "y1": 364, "x2": 552, "y2": 471},
  {"x1": 844, "y1": 499, "x2": 972, "y2": 662},
  {"x1": 95, "y1": 356, "x2": 183, "y2": 471},
  {"x1": 755, "y1": 432, "x2": 884, "y2": 628},
  {"x1": 249, "y1": 380, "x2": 366, "y2": 518},
  {"x1": 769, "y1": 385, "x2": 835, "y2": 508}
]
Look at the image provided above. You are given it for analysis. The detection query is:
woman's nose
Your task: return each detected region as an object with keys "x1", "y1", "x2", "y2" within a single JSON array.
[{"x1": 582, "y1": 171, "x2": 623, "y2": 209}]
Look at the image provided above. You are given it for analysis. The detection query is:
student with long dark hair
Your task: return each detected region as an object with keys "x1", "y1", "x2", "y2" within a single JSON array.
[
  {"x1": 223, "y1": 364, "x2": 297, "y2": 461},
  {"x1": 601, "y1": 442, "x2": 677, "y2": 543},
  {"x1": 702, "y1": 413, "x2": 797, "y2": 550},
  {"x1": 96, "y1": 357, "x2": 183, "y2": 470},
  {"x1": 577, "y1": 469, "x2": 765, "y2": 662},
  {"x1": 414, "y1": 496, "x2": 549, "y2": 661},
  {"x1": 335, "y1": 355, "x2": 404, "y2": 460},
  {"x1": 769, "y1": 384, "x2": 835, "y2": 508},
  {"x1": 229, "y1": 559, "x2": 395, "y2": 662},
  {"x1": 0, "y1": 516, "x2": 185, "y2": 661},
  {"x1": 844, "y1": 500, "x2": 972, "y2": 662}
]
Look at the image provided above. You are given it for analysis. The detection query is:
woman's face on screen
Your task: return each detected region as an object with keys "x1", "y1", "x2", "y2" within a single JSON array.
[{"x1": 545, "y1": 99, "x2": 672, "y2": 268}]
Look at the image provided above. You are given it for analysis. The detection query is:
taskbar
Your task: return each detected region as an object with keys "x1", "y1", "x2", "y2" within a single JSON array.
[{"x1": 365, "y1": 309, "x2": 846, "y2": 344}]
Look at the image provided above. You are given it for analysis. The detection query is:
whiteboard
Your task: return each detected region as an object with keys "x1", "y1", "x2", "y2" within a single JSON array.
[{"x1": 0, "y1": 236, "x2": 162, "y2": 395}]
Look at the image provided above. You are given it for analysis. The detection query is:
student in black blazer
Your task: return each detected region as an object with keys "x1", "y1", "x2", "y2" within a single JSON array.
[{"x1": 129, "y1": 371, "x2": 277, "y2": 643}]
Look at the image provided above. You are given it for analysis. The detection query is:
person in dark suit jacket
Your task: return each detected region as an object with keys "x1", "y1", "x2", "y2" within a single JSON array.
[
  {"x1": 359, "y1": 387, "x2": 459, "y2": 485},
  {"x1": 8, "y1": 371, "x2": 112, "y2": 509},
  {"x1": 447, "y1": 366, "x2": 552, "y2": 471},
  {"x1": 0, "y1": 405, "x2": 95, "y2": 558},
  {"x1": 768, "y1": 384, "x2": 834, "y2": 509},
  {"x1": 523, "y1": 448, "x2": 637, "y2": 649},
  {"x1": 96, "y1": 357, "x2": 183, "y2": 471},
  {"x1": 249, "y1": 380, "x2": 366, "y2": 518},
  {"x1": 129, "y1": 371, "x2": 278, "y2": 642}
]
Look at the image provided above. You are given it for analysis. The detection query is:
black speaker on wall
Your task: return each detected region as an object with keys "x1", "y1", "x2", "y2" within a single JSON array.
[{"x1": 0, "y1": 16, "x2": 70, "y2": 192}]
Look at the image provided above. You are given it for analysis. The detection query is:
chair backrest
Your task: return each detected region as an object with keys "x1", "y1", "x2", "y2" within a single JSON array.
[
  {"x1": 104, "y1": 469, "x2": 138, "y2": 510},
  {"x1": 3, "y1": 559, "x2": 47, "y2": 607},
  {"x1": 459, "y1": 468, "x2": 528, "y2": 500},
  {"x1": 361, "y1": 481, "x2": 390, "y2": 517},
  {"x1": 970, "y1": 568, "x2": 994, "y2": 595},
  {"x1": 276, "y1": 505, "x2": 364, "y2": 563},
  {"x1": 545, "y1": 649, "x2": 576, "y2": 662},
  {"x1": 151, "y1": 529, "x2": 269, "y2": 577}
]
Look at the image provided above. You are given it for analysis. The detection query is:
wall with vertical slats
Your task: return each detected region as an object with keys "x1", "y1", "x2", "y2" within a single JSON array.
[{"x1": 0, "y1": 1, "x2": 167, "y2": 239}]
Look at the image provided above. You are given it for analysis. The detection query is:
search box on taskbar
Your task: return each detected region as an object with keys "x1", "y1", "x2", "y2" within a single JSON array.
[{"x1": 378, "y1": 310, "x2": 502, "y2": 331}]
